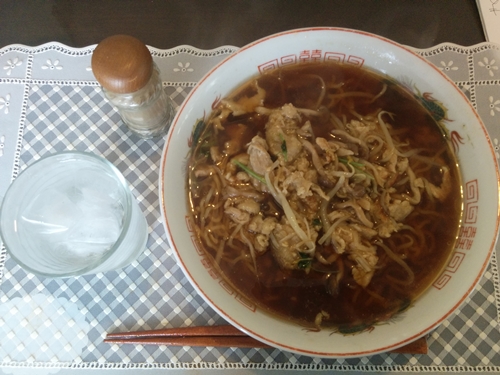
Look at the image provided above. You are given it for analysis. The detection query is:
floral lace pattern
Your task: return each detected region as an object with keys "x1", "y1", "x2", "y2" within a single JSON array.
[{"x1": 413, "y1": 43, "x2": 500, "y2": 162}]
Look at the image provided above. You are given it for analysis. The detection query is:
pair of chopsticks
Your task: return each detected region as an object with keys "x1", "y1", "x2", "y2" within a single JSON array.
[
  {"x1": 105, "y1": 324, "x2": 271, "y2": 348},
  {"x1": 104, "y1": 325, "x2": 428, "y2": 354}
]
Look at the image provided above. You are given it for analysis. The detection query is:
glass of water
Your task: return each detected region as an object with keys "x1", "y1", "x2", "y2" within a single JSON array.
[{"x1": 0, "y1": 151, "x2": 148, "y2": 277}]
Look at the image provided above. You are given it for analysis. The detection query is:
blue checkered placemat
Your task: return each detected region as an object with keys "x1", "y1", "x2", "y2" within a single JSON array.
[{"x1": 0, "y1": 42, "x2": 500, "y2": 371}]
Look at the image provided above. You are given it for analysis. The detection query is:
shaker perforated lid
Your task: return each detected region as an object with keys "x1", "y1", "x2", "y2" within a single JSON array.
[{"x1": 91, "y1": 35, "x2": 153, "y2": 94}]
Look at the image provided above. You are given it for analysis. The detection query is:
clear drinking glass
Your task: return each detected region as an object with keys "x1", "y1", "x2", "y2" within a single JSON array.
[{"x1": 0, "y1": 151, "x2": 148, "y2": 277}]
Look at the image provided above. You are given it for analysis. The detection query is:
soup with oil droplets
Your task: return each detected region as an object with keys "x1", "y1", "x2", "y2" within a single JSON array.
[{"x1": 187, "y1": 61, "x2": 462, "y2": 332}]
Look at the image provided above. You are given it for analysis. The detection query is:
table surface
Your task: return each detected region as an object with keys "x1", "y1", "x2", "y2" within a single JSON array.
[
  {"x1": 0, "y1": 0, "x2": 487, "y2": 49},
  {"x1": 1, "y1": 1, "x2": 499, "y2": 375}
]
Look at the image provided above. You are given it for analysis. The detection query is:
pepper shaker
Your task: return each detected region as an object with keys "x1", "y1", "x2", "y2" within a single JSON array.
[{"x1": 91, "y1": 35, "x2": 174, "y2": 139}]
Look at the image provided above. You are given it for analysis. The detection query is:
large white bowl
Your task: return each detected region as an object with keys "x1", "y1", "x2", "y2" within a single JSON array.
[{"x1": 159, "y1": 28, "x2": 500, "y2": 357}]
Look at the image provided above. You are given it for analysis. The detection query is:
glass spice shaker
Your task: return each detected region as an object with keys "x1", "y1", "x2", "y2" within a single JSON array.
[{"x1": 91, "y1": 35, "x2": 174, "y2": 139}]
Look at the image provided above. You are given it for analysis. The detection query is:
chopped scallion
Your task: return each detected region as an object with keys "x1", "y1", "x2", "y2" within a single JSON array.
[
  {"x1": 232, "y1": 160, "x2": 267, "y2": 185},
  {"x1": 338, "y1": 157, "x2": 364, "y2": 168},
  {"x1": 297, "y1": 252, "x2": 312, "y2": 269},
  {"x1": 279, "y1": 133, "x2": 288, "y2": 161},
  {"x1": 338, "y1": 157, "x2": 374, "y2": 180}
]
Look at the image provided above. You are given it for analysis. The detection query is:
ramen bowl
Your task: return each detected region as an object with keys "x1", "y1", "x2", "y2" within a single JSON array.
[{"x1": 159, "y1": 28, "x2": 500, "y2": 357}]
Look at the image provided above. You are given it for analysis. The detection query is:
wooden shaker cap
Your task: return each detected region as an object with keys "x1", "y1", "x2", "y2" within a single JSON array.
[{"x1": 91, "y1": 35, "x2": 153, "y2": 94}]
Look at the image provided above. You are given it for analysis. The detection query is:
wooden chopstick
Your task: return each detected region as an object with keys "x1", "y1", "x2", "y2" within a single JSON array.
[
  {"x1": 105, "y1": 335, "x2": 271, "y2": 348},
  {"x1": 104, "y1": 325, "x2": 428, "y2": 354},
  {"x1": 106, "y1": 324, "x2": 244, "y2": 339},
  {"x1": 390, "y1": 336, "x2": 428, "y2": 354}
]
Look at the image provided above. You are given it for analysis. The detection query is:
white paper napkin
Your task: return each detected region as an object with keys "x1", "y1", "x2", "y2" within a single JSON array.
[{"x1": 477, "y1": 0, "x2": 500, "y2": 45}]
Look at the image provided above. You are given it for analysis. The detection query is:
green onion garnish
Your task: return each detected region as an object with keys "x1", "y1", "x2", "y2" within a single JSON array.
[
  {"x1": 338, "y1": 157, "x2": 374, "y2": 180},
  {"x1": 297, "y1": 252, "x2": 312, "y2": 269},
  {"x1": 279, "y1": 133, "x2": 288, "y2": 161},
  {"x1": 232, "y1": 160, "x2": 267, "y2": 185},
  {"x1": 338, "y1": 157, "x2": 364, "y2": 168}
]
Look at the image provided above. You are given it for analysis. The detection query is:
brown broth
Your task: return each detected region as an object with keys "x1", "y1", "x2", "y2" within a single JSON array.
[{"x1": 188, "y1": 62, "x2": 462, "y2": 331}]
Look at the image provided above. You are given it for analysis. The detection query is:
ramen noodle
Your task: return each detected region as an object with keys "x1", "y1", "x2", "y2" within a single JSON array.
[{"x1": 187, "y1": 61, "x2": 462, "y2": 331}]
